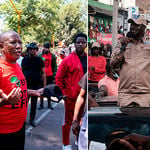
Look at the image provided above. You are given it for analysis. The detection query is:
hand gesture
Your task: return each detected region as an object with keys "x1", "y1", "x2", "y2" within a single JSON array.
[
  {"x1": 36, "y1": 88, "x2": 44, "y2": 97},
  {"x1": 0, "y1": 90, "x2": 7, "y2": 100},
  {"x1": 7, "y1": 87, "x2": 21, "y2": 104},
  {"x1": 0, "y1": 88, "x2": 21, "y2": 105},
  {"x1": 120, "y1": 37, "x2": 130, "y2": 46},
  {"x1": 72, "y1": 120, "x2": 80, "y2": 135}
]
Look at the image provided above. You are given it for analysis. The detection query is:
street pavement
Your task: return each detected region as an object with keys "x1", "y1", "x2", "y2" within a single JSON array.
[{"x1": 25, "y1": 98, "x2": 78, "y2": 150}]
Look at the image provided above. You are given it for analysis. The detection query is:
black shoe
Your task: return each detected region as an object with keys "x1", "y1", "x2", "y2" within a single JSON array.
[
  {"x1": 48, "y1": 105, "x2": 54, "y2": 110},
  {"x1": 30, "y1": 120, "x2": 36, "y2": 127},
  {"x1": 38, "y1": 106, "x2": 43, "y2": 110}
]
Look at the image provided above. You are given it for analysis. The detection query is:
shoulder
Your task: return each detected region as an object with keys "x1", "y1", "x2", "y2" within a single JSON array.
[
  {"x1": 51, "y1": 53, "x2": 56, "y2": 58},
  {"x1": 64, "y1": 52, "x2": 75, "y2": 60},
  {"x1": 60, "y1": 53, "x2": 76, "y2": 66},
  {"x1": 98, "y1": 76, "x2": 108, "y2": 86},
  {"x1": 21, "y1": 56, "x2": 28, "y2": 63},
  {"x1": 111, "y1": 47, "x2": 121, "y2": 56},
  {"x1": 79, "y1": 73, "x2": 87, "y2": 90},
  {"x1": 99, "y1": 55, "x2": 106, "y2": 61},
  {"x1": 100, "y1": 55, "x2": 106, "y2": 59},
  {"x1": 36, "y1": 56, "x2": 43, "y2": 61},
  {"x1": 38, "y1": 53, "x2": 43, "y2": 58},
  {"x1": 143, "y1": 40, "x2": 150, "y2": 45},
  {"x1": 22, "y1": 55, "x2": 29, "y2": 60},
  {"x1": 36, "y1": 56, "x2": 44, "y2": 64}
]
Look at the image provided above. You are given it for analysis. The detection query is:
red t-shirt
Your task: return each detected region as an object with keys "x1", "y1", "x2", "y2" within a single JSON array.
[
  {"x1": 0, "y1": 58, "x2": 28, "y2": 133},
  {"x1": 88, "y1": 55, "x2": 106, "y2": 82},
  {"x1": 42, "y1": 53, "x2": 53, "y2": 76}
]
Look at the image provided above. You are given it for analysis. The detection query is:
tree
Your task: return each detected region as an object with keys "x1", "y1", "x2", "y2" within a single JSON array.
[
  {"x1": 55, "y1": 0, "x2": 87, "y2": 45},
  {"x1": 0, "y1": 0, "x2": 87, "y2": 47},
  {"x1": 0, "y1": 0, "x2": 62, "y2": 44}
]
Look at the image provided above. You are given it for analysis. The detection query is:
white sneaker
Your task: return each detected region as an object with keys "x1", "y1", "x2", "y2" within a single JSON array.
[
  {"x1": 75, "y1": 140, "x2": 78, "y2": 146},
  {"x1": 62, "y1": 145, "x2": 72, "y2": 150}
]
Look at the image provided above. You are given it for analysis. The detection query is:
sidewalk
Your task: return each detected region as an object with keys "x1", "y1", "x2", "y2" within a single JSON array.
[{"x1": 25, "y1": 99, "x2": 78, "y2": 150}]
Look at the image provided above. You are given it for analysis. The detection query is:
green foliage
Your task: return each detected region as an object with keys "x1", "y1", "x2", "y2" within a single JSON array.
[
  {"x1": 0, "y1": 0, "x2": 87, "y2": 47},
  {"x1": 55, "y1": 0, "x2": 87, "y2": 45}
]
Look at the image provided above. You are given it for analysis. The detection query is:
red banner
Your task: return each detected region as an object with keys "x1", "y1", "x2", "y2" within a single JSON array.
[{"x1": 97, "y1": 33, "x2": 123, "y2": 45}]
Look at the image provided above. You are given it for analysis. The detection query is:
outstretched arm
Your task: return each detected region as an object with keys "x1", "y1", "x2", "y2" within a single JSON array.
[{"x1": 27, "y1": 88, "x2": 44, "y2": 97}]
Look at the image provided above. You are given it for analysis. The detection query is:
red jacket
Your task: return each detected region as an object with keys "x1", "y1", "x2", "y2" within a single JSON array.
[{"x1": 55, "y1": 52, "x2": 84, "y2": 101}]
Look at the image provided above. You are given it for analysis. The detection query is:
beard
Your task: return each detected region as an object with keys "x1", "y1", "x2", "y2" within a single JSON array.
[{"x1": 75, "y1": 48, "x2": 84, "y2": 56}]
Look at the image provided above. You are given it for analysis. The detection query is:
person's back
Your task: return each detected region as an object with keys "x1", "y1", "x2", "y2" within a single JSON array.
[
  {"x1": 98, "y1": 64, "x2": 119, "y2": 96},
  {"x1": 98, "y1": 75, "x2": 119, "y2": 96}
]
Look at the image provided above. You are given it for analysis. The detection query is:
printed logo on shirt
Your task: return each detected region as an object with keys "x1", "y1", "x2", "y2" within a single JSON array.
[
  {"x1": 44, "y1": 59, "x2": 50, "y2": 68},
  {"x1": 42, "y1": 57, "x2": 46, "y2": 61},
  {"x1": 10, "y1": 76, "x2": 21, "y2": 87}
]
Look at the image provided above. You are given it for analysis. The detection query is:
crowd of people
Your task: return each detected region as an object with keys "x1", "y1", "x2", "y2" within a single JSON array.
[
  {"x1": 0, "y1": 13, "x2": 150, "y2": 150},
  {"x1": 89, "y1": 21, "x2": 112, "y2": 33},
  {"x1": 88, "y1": 14, "x2": 150, "y2": 150},
  {"x1": 88, "y1": 42, "x2": 112, "y2": 58},
  {"x1": 0, "y1": 31, "x2": 88, "y2": 150}
]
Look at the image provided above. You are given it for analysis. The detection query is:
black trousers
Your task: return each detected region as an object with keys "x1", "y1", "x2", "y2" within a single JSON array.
[
  {"x1": 27, "y1": 84, "x2": 39, "y2": 121},
  {"x1": 0, "y1": 122, "x2": 25, "y2": 150},
  {"x1": 29, "y1": 96, "x2": 38, "y2": 121}
]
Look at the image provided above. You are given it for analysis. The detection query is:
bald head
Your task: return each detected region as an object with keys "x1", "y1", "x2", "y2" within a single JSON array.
[
  {"x1": 0, "y1": 30, "x2": 22, "y2": 64},
  {"x1": 0, "y1": 31, "x2": 19, "y2": 43}
]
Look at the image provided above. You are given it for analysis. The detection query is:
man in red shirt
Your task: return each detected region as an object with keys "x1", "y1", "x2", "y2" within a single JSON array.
[
  {"x1": 88, "y1": 42, "x2": 106, "y2": 83},
  {"x1": 0, "y1": 31, "x2": 43, "y2": 150},
  {"x1": 55, "y1": 33, "x2": 87, "y2": 150},
  {"x1": 38, "y1": 42, "x2": 57, "y2": 110}
]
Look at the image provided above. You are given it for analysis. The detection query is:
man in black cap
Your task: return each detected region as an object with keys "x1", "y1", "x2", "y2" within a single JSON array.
[
  {"x1": 21, "y1": 42, "x2": 46, "y2": 127},
  {"x1": 38, "y1": 42, "x2": 57, "y2": 110}
]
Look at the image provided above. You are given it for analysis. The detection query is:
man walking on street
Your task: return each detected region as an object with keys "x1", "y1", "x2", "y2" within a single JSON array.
[
  {"x1": 21, "y1": 43, "x2": 46, "y2": 127},
  {"x1": 38, "y1": 42, "x2": 57, "y2": 110},
  {"x1": 55, "y1": 33, "x2": 87, "y2": 150}
]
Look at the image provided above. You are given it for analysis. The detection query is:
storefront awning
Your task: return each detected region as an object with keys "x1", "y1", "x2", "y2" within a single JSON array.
[{"x1": 88, "y1": 0, "x2": 113, "y2": 16}]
